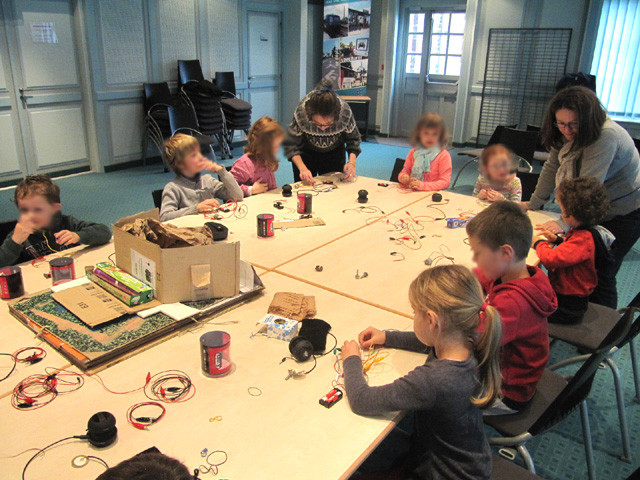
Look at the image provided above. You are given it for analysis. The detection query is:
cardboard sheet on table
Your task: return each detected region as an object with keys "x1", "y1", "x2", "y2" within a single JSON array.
[
  {"x1": 273, "y1": 217, "x2": 326, "y2": 229},
  {"x1": 52, "y1": 283, "x2": 161, "y2": 327}
]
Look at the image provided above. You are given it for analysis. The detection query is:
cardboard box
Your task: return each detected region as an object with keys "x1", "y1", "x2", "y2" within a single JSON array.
[
  {"x1": 113, "y1": 209, "x2": 240, "y2": 303},
  {"x1": 256, "y1": 314, "x2": 300, "y2": 342}
]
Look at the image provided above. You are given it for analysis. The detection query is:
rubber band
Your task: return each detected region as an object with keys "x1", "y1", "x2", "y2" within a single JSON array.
[{"x1": 247, "y1": 386, "x2": 262, "y2": 396}]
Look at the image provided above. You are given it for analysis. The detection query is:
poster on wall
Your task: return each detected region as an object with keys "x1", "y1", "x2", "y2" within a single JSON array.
[{"x1": 322, "y1": 0, "x2": 370, "y2": 96}]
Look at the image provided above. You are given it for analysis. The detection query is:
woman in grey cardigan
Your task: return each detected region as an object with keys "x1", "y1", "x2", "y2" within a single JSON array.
[
  {"x1": 523, "y1": 86, "x2": 640, "y2": 308},
  {"x1": 283, "y1": 80, "x2": 361, "y2": 184}
]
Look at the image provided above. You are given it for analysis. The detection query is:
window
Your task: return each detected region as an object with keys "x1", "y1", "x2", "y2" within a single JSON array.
[
  {"x1": 404, "y1": 11, "x2": 466, "y2": 78},
  {"x1": 590, "y1": 0, "x2": 640, "y2": 122}
]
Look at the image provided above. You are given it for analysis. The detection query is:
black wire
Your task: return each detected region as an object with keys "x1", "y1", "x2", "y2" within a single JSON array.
[
  {"x1": 304, "y1": 355, "x2": 318, "y2": 375},
  {"x1": 0, "y1": 353, "x2": 17, "y2": 382},
  {"x1": 87, "y1": 455, "x2": 110, "y2": 470},
  {"x1": 316, "y1": 332, "x2": 338, "y2": 357},
  {"x1": 22, "y1": 435, "x2": 85, "y2": 479}
]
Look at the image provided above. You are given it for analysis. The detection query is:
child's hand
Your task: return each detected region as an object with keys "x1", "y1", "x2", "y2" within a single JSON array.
[
  {"x1": 485, "y1": 189, "x2": 505, "y2": 202},
  {"x1": 251, "y1": 180, "x2": 268, "y2": 195},
  {"x1": 397, "y1": 173, "x2": 410, "y2": 186},
  {"x1": 12, "y1": 217, "x2": 36, "y2": 244},
  {"x1": 54, "y1": 230, "x2": 80, "y2": 246},
  {"x1": 358, "y1": 326, "x2": 386, "y2": 349},
  {"x1": 202, "y1": 160, "x2": 223, "y2": 173},
  {"x1": 341, "y1": 340, "x2": 361, "y2": 361},
  {"x1": 536, "y1": 220, "x2": 564, "y2": 235},
  {"x1": 409, "y1": 178, "x2": 422, "y2": 190},
  {"x1": 197, "y1": 198, "x2": 220, "y2": 213},
  {"x1": 534, "y1": 228, "x2": 558, "y2": 243},
  {"x1": 477, "y1": 189, "x2": 489, "y2": 200}
]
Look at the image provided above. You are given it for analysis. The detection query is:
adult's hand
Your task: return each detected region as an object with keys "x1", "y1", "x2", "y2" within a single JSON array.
[
  {"x1": 343, "y1": 161, "x2": 356, "y2": 180},
  {"x1": 299, "y1": 168, "x2": 315, "y2": 184},
  {"x1": 517, "y1": 201, "x2": 530, "y2": 211}
]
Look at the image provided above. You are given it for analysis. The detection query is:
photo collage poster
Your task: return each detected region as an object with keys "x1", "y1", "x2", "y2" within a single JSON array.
[{"x1": 322, "y1": 0, "x2": 370, "y2": 95}]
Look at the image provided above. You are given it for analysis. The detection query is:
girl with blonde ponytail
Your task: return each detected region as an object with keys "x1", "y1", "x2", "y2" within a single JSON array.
[{"x1": 340, "y1": 265, "x2": 501, "y2": 480}]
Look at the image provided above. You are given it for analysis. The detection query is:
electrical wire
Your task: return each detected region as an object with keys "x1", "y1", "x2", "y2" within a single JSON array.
[
  {"x1": 204, "y1": 200, "x2": 248, "y2": 220},
  {"x1": 127, "y1": 401, "x2": 166, "y2": 430},
  {"x1": 342, "y1": 206, "x2": 385, "y2": 215},
  {"x1": 144, "y1": 370, "x2": 195, "y2": 403},
  {"x1": 22, "y1": 435, "x2": 86, "y2": 480},
  {"x1": 0, "y1": 347, "x2": 46, "y2": 383},
  {"x1": 196, "y1": 450, "x2": 228, "y2": 476}
]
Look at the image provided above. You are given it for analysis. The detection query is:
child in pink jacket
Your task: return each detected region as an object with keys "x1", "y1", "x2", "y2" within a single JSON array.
[
  {"x1": 398, "y1": 113, "x2": 452, "y2": 192},
  {"x1": 230, "y1": 116, "x2": 284, "y2": 197}
]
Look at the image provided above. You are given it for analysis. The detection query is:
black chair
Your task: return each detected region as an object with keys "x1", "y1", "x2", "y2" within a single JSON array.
[
  {"x1": 516, "y1": 171, "x2": 540, "y2": 202},
  {"x1": 487, "y1": 124, "x2": 517, "y2": 146},
  {"x1": 484, "y1": 309, "x2": 633, "y2": 480},
  {"x1": 214, "y1": 71, "x2": 252, "y2": 145},
  {"x1": 491, "y1": 455, "x2": 544, "y2": 479},
  {"x1": 0, "y1": 220, "x2": 18, "y2": 243},
  {"x1": 168, "y1": 104, "x2": 218, "y2": 160},
  {"x1": 152, "y1": 190, "x2": 163, "y2": 210},
  {"x1": 178, "y1": 59, "x2": 205, "y2": 88},
  {"x1": 633, "y1": 137, "x2": 640, "y2": 155},
  {"x1": 142, "y1": 82, "x2": 175, "y2": 169},
  {"x1": 548, "y1": 292, "x2": 640, "y2": 462},
  {"x1": 390, "y1": 158, "x2": 405, "y2": 183}
]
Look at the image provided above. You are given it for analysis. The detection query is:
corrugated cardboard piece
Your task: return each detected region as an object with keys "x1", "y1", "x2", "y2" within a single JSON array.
[{"x1": 113, "y1": 209, "x2": 240, "y2": 303}]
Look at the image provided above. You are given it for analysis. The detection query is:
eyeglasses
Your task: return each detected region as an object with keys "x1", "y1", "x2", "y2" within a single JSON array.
[
  {"x1": 554, "y1": 121, "x2": 579, "y2": 131},
  {"x1": 487, "y1": 162, "x2": 512, "y2": 171}
]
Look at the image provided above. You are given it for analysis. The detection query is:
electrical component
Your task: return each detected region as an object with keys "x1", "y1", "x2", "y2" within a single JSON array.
[
  {"x1": 0, "y1": 347, "x2": 46, "y2": 383},
  {"x1": 144, "y1": 370, "x2": 195, "y2": 404},
  {"x1": 315, "y1": 265, "x2": 323, "y2": 272},
  {"x1": 127, "y1": 401, "x2": 166, "y2": 430},
  {"x1": 319, "y1": 388, "x2": 343, "y2": 408},
  {"x1": 357, "y1": 189, "x2": 369, "y2": 203}
]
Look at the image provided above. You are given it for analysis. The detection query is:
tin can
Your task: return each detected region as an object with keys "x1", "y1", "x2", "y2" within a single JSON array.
[
  {"x1": 49, "y1": 257, "x2": 75, "y2": 286},
  {"x1": 297, "y1": 193, "x2": 312, "y2": 214},
  {"x1": 200, "y1": 331, "x2": 232, "y2": 377},
  {"x1": 0, "y1": 266, "x2": 24, "y2": 299},
  {"x1": 257, "y1": 214, "x2": 274, "y2": 238}
]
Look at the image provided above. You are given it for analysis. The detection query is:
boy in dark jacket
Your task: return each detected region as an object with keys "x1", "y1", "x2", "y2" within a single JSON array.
[
  {"x1": 0, "y1": 175, "x2": 111, "y2": 267},
  {"x1": 534, "y1": 177, "x2": 614, "y2": 324},
  {"x1": 467, "y1": 202, "x2": 557, "y2": 413}
]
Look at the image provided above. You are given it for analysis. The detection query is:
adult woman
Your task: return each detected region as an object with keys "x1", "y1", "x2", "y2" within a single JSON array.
[
  {"x1": 522, "y1": 86, "x2": 640, "y2": 307},
  {"x1": 283, "y1": 80, "x2": 361, "y2": 183}
]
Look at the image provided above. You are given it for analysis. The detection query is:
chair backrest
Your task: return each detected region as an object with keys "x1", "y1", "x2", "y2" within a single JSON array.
[
  {"x1": 530, "y1": 309, "x2": 632, "y2": 435},
  {"x1": 497, "y1": 128, "x2": 538, "y2": 163},
  {"x1": 178, "y1": 59, "x2": 205, "y2": 87},
  {"x1": 487, "y1": 124, "x2": 517, "y2": 146},
  {"x1": 615, "y1": 290, "x2": 640, "y2": 349},
  {"x1": 152, "y1": 190, "x2": 163, "y2": 210},
  {"x1": 390, "y1": 158, "x2": 405, "y2": 183},
  {"x1": 526, "y1": 124, "x2": 545, "y2": 153},
  {"x1": 0, "y1": 220, "x2": 18, "y2": 243},
  {"x1": 143, "y1": 82, "x2": 173, "y2": 111},
  {"x1": 214, "y1": 71, "x2": 236, "y2": 96},
  {"x1": 515, "y1": 171, "x2": 539, "y2": 202},
  {"x1": 633, "y1": 137, "x2": 640, "y2": 156},
  {"x1": 168, "y1": 105, "x2": 199, "y2": 135}
]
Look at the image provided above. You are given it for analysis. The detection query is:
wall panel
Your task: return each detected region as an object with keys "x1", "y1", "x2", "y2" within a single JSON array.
[
  {"x1": 108, "y1": 102, "x2": 144, "y2": 159},
  {"x1": 207, "y1": 0, "x2": 241, "y2": 75},
  {"x1": 159, "y1": 0, "x2": 198, "y2": 82}
]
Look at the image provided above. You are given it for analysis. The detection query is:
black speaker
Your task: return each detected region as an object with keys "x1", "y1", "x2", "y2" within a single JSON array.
[
  {"x1": 289, "y1": 336, "x2": 314, "y2": 362},
  {"x1": 86, "y1": 411, "x2": 118, "y2": 448}
]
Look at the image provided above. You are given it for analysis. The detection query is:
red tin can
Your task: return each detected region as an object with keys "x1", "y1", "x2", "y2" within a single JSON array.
[
  {"x1": 257, "y1": 213, "x2": 274, "y2": 237},
  {"x1": 297, "y1": 193, "x2": 312, "y2": 214}
]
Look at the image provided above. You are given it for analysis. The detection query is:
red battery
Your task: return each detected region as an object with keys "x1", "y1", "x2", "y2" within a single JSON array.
[
  {"x1": 257, "y1": 214, "x2": 274, "y2": 237},
  {"x1": 297, "y1": 193, "x2": 312, "y2": 214},
  {"x1": 0, "y1": 266, "x2": 24, "y2": 299}
]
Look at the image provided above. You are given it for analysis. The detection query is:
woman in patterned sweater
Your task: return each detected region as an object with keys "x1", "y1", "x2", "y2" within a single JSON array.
[{"x1": 283, "y1": 80, "x2": 361, "y2": 183}]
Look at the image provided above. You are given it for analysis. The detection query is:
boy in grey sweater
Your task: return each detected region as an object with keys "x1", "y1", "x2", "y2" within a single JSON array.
[
  {"x1": 160, "y1": 134, "x2": 243, "y2": 221},
  {"x1": 0, "y1": 175, "x2": 111, "y2": 267}
]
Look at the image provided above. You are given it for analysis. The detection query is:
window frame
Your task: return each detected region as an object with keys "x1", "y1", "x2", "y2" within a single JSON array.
[{"x1": 426, "y1": 10, "x2": 466, "y2": 83}]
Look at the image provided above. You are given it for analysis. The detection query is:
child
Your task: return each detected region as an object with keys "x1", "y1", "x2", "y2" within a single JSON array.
[
  {"x1": 398, "y1": 113, "x2": 452, "y2": 192},
  {"x1": 341, "y1": 265, "x2": 501, "y2": 480},
  {"x1": 466, "y1": 202, "x2": 557, "y2": 413},
  {"x1": 473, "y1": 144, "x2": 522, "y2": 202},
  {"x1": 230, "y1": 116, "x2": 283, "y2": 197},
  {"x1": 534, "y1": 177, "x2": 614, "y2": 324},
  {"x1": 0, "y1": 175, "x2": 111, "y2": 267},
  {"x1": 97, "y1": 451, "x2": 192, "y2": 480},
  {"x1": 160, "y1": 134, "x2": 243, "y2": 221}
]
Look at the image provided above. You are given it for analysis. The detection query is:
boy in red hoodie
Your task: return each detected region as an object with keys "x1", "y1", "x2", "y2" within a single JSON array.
[
  {"x1": 533, "y1": 177, "x2": 614, "y2": 324},
  {"x1": 467, "y1": 201, "x2": 557, "y2": 413}
]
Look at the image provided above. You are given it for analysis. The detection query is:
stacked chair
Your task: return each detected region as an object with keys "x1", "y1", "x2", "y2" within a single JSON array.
[
  {"x1": 214, "y1": 71, "x2": 253, "y2": 145},
  {"x1": 142, "y1": 82, "x2": 175, "y2": 171},
  {"x1": 177, "y1": 60, "x2": 231, "y2": 159},
  {"x1": 168, "y1": 103, "x2": 220, "y2": 162}
]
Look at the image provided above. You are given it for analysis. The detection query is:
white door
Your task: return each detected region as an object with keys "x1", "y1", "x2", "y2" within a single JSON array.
[
  {"x1": 0, "y1": 0, "x2": 90, "y2": 183},
  {"x1": 393, "y1": 7, "x2": 465, "y2": 137},
  {"x1": 246, "y1": 10, "x2": 282, "y2": 122}
]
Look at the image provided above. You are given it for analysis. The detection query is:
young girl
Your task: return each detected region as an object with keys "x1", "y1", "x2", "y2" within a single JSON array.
[
  {"x1": 473, "y1": 144, "x2": 522, "y2": 202},
  {"x1": 230, "y1": 116, "x2": 284, "y2": 196},
  {"x1": 341, "y1": 265, "x2": 501, "y2": 480},
  {"x1": 398, "y1": 113, "x2": 452, "y2": 191}
]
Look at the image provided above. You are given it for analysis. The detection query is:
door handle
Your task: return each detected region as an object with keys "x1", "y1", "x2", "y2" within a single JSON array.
[
  {"x1": 19, "y1": 88, "x2": 33, "y2": 108},
  {"x1": 248, "y1": 76, "x2": 257, "y2": 80}
]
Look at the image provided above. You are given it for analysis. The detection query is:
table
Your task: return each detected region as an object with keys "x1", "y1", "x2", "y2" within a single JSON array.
[
  {"x1": 341, "y1": 95, "x2": 371, "y2": 141},
  {"x1": 0, "y1": 176, "x2": 559, "y2": 479}
]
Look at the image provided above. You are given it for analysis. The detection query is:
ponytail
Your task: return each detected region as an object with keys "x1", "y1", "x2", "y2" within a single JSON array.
[{"x1": 471, "y1": 304, "x2": 502, "y2": 408}]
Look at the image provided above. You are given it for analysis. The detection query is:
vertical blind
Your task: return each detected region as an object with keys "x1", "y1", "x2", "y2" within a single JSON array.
[{"x1": 590, "y1": 0, "x2": 640, "y2": 122}]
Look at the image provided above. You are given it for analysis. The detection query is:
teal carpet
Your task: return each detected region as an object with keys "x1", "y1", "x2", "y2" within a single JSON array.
[{"x1": 1, "y1": 139, "x2": 638, "y2": 479}]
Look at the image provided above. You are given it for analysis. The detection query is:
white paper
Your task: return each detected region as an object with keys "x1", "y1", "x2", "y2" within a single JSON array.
[
  {"x1": 30, "y1": 22, "x2": 58, "y2": 44},
  {"x1": 50, "y1": 276, "x2": 90, "y2": 292},
  {"x1": 137, "y1": 303, "x2": 199, "y2": 321},
  {"x1": 130, "y1": 249, "x2": 156, "y2": 289}
]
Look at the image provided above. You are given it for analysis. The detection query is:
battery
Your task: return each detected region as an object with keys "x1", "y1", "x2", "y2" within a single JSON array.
[
  {"x1": 257, "y1": 214, "x2": 274, "y2": 237},
  {"x1": 297, "y1": 193, "x2": 312, "y2": 214}
]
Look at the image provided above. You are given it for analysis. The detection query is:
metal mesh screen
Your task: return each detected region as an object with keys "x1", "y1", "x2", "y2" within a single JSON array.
[{"x1": 476, "y1": 28, "x2": 572, "y2": 145}]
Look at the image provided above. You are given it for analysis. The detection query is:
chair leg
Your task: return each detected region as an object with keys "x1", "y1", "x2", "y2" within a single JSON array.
[
  {"x1": 580, "y1": 400, "x2": 597, "y2": 480},
  {"x1": 451, "y1": 158, "x2": 477, "y2": 189},
  {"x1": 604, "y1": 357, "x2": 632, "y2": 462},
  {"x1": 629, "y1": 338, "x2": 640, "y2": 403},
  {"x1": 516, "y1": 445, "x2": 536, "y2": 474},
  {"x1": 141, "y1": 133, "x2": 148, "y2": 166}
]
